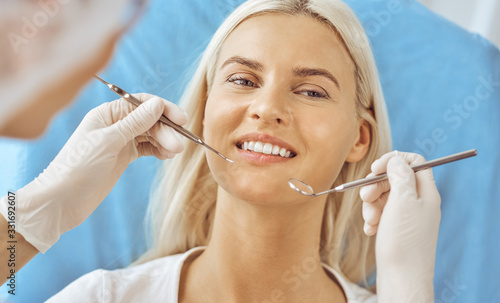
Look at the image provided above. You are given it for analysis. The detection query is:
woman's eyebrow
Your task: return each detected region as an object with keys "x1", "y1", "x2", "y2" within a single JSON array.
[
  {"x1": 220, "y1": 56, "x2": 264, "y2": 71},
  {"x1": 219, "y1": 57, "x2": 340, "y2": 90},
  {"x1": 292, "y1": 67, "x2": 340, "y2": 90}
]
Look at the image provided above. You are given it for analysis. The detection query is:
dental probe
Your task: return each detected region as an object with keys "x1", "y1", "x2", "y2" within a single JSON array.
[
  {"x1": 93, "y1": 75, "x2": 234, "y2": 163},
  {"x1": 289, "y1": 149, "x2": 477, "y2": 197}
]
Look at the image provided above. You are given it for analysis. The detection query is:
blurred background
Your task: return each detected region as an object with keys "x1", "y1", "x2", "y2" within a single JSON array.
[{"x1": 420, "y1": 0, "x2": 500, "y2": 48}]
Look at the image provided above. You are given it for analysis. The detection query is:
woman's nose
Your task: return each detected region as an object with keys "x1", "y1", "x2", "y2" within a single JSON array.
[{"x1": 248, "y1": 86, "x2": 292, "y2": 126}]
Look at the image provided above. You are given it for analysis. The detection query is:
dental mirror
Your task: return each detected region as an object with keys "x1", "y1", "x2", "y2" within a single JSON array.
[
  {"x1": 288, "y1": 178, "x2": 316, "y2": 196},
  {"x1": 289, "y1": 149, "x2": 478, "y2": 197}
]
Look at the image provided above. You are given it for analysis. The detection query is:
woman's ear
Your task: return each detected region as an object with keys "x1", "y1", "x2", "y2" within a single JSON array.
[{"x1": 345, "y1": 119, "x2": 371, "y2": 163}]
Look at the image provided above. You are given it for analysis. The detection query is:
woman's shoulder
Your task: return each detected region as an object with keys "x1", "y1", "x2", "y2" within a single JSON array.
[
  {"x1": 46, "y1": 247, "x2": 204, "y2": 303},
  {"x1": 322, "y1": 263, "x2": 378, "y2": 303}
]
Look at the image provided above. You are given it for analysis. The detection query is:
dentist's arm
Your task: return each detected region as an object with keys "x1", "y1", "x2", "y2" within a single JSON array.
[
  {"x1": 0, "y1": 217, "x2": 38, "y2": 285},
  {"x1": 360, "y1": 152, "x2": 441, "y2": 302},
  {"x1": 0, "y1": 94, "x2": 187, "y2": 285}
]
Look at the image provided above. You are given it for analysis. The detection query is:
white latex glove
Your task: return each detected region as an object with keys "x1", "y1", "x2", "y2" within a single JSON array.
[
  {"x1": 0, "y1": 93, "x2": 187, "y2": 253},
  {"x1": 359, "y1": 151, "x2": 441, "y2": 302}
]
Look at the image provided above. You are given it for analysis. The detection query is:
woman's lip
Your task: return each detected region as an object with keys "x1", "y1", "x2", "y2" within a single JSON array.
[
  {"x1": 235, "y1": 132, "x2": 297, "y2": 155},
  {"x1": 236, "y1": 147, "x2": 294, "y2": 164}
]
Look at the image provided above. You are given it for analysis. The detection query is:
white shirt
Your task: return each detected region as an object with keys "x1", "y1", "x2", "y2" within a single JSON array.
[{"x1": 47, "y1": 247, "x2": 377, "y2": 302}]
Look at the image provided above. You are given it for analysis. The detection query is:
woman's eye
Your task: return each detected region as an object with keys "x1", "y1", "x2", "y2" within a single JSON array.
[
  {"x1": 227, "y1": 76, "x2": 257, "y2": 87},
  {"x1": 296, "y1": 90, "x2": 329, "y2": 99}
]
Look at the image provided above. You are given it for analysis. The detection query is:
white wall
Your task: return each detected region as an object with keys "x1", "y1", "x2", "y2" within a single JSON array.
[{"x1": 420, "y1": 0, "x2": 500, "y2": 49}]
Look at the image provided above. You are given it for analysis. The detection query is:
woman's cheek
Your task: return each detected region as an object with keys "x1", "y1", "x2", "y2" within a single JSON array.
[{"x1": 309, "y1": 119, "x2": 357, "y2": 184}]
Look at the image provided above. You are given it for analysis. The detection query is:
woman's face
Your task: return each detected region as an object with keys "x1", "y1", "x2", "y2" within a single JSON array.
[{"x1": 203, "y1": 14, "x2": 370, "y2": 204}]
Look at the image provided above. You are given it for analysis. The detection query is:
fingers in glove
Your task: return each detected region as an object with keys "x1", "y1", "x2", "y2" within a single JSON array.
[
  {"x1": 371, "y1": 151, "x2": 398, "y2": 174},
  {"x1": 137, "y1": 135, "x2": 176, "y2": 159},
  {"x1": 415, "y1": 168, "x2": 441, "y2": 206},
  {"x1": 114, "y1": 95, "x2": 188, "y2": 142},
  {"x1": 134, "y1": 94, "x2": 186, "y2": 154},
  {"x1": 137, "y1": 142, "x2": 176, "y2": 160},
  {"x1": 376, "y1": 151, "x2": 437, "y2": 203},
  {"x1": 360, "y1": 151, "x2": 404, "y2": 202},
  {"x1": 364, "y1": 222, "x2": 378, "y2": 236},
  {"x1": 362, "y1": 151, "x2": 426, "y2": 201},
  {"x1": 147, "y1": 122, "x2": 184, "y2": 154},
  {"x1": 372, "y1": 151, "x2": 426, "y2": 174},
  {"x1": 360, "y1": 172, "x2": 390, "y2": 203},
  {"x1": 113, "y1": 97, "x2": 165, "y2": 143},
  {"x1": 362, "y1": 191, "x2": 389, "y2": 236},
  {"x1": 362, "y1": 191, "x2": 389, "y2": 224},
  {"x1": 386, "y1": 156, "x2": 418, "y2": 201},
  {"x1": 135, "y1": 93, "x2": 188, "y2": 126}
]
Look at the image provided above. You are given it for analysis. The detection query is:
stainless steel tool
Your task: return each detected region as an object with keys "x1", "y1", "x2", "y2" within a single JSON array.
[
  {"x1": 289, "y1": 149, "x2": 477, "y2": 197},
  {"x1": 94, "y1": 75, "x2": 234, "y2": 163}
]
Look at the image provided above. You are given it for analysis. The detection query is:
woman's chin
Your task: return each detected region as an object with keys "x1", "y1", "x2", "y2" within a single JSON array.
[{"x1": 222, "y1": 184, "x2": 311, "y2": 206}]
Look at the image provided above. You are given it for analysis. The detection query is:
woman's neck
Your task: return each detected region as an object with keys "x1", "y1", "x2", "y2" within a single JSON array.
[{"x1": 179, "y1": 188, "x2": 346, "y2": 303}]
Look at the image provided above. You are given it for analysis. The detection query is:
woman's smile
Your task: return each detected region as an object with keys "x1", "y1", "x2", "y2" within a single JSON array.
[{"x1": 235, "y1": 132, "x2": 297, "y2": 165}]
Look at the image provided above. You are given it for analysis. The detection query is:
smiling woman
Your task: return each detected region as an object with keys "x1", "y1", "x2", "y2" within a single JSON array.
[
  {"x1": 46, "y1": 0, "x2": 440, "y2": 302},
  {"x1": 137, "y1": 0, "x2": 391, "y2": 301}
]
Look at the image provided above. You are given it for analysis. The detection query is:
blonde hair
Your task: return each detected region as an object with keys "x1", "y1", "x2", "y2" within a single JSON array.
[{"x1": 135, "y1": 0, "x2": 392, "y2": 288}]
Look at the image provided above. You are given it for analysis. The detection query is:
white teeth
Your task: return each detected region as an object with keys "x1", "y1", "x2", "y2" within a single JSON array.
[
  {"x1": 263, "y1": 143, "x2": 273, "y2": 154},
  {"x1": 254, "y1": 141, "x2": 263, "y2": 153},
  {"x1": 239, "y1": 140, "x2": 294, "y2": 158},
  {"x1": 279, "y1": 148, "x2": 287, "y2": 157},
  {"x1": 248, "y1": 141, "x2": 255, "y2": 150},
  {"x1": 272, "y1": 145, "x2": 280, "y2": 155}
]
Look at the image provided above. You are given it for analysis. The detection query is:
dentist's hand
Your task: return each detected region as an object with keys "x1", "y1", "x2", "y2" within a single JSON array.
[
  {"x1": 1, "y1": 94, "x2": 187, "y2": 253},
  {"x1": 359, "y1": 151, "x2": 441, "y2": 302}
]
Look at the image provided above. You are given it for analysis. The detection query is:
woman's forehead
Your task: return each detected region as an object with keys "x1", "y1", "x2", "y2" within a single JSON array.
[{"x1": 216, "y1": 13, "x2": 356, "y2": 90}]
